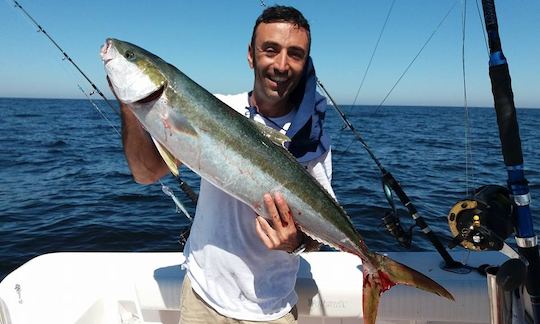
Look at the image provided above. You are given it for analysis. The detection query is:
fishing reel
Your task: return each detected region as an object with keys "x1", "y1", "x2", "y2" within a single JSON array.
[{"x1": 448, "y1": 185, "x2": 515, "y2": 251}]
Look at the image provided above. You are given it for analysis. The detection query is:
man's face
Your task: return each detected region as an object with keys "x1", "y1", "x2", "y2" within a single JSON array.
[{"x1": 248, "y1": 22, "x2": 309, "y2": 106}]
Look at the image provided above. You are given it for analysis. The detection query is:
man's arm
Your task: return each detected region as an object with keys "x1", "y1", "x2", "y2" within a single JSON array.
[
  {"x1": 108, "y1": 76, "x2": 170, "y2": 184},
  {"x1": 119, "y1": 102, "x2": 170, "y2": 184}
]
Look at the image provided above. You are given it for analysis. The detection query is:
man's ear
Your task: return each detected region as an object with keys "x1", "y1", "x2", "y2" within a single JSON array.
[{"x1": 247, "y1": 44, "x2": 254, "y2": 69}]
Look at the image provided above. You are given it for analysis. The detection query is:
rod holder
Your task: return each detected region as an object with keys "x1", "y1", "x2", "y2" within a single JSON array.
[{"x1": 486, "y1": 266, "x2": 513, "y2": 324}]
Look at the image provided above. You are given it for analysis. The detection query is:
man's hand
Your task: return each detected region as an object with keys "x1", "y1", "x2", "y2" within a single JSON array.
[{"x1": 255, "y1": 192, "x2": 303, "y2": 252}]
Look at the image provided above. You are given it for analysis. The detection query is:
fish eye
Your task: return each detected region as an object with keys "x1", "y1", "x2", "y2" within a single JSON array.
[{"x1": 124, "y1": 51, "x2": 136, "y2": 61}]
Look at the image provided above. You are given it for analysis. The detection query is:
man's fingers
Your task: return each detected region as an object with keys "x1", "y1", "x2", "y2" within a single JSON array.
[
  {"x1": 257, "y1": 192, "x2": 302, "y2": 252},
  {"x1": 255, "y1": 216, "x2": 278, "y2": 248},
  {"x1": 264, "y1": 193, "x2": 283, "y2": 229},
  {"x1": 273, "y1": 192, "x2": 292, "y2": 228}
]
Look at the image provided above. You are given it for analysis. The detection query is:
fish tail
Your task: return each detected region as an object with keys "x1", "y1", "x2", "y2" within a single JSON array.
[{"x1": 362, "y1": 253, "x2": 454, "y2": 324}]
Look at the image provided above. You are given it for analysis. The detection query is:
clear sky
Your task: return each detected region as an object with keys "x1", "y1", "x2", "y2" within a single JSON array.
[{"x1": 1, "y1": 0, "x2": 539, "y2": 107}]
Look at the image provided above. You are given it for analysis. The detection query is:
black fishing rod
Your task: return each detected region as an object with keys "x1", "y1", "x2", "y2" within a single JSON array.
[
  {"x1": 480, "y1": 0, "x2": 540, "y2": 322},
  {"x1": 317, "y1": 80, "x2": 463, "y2": 270},
  {"x1": 10, "y1": 1, "x2": 199, "y2": 207}
]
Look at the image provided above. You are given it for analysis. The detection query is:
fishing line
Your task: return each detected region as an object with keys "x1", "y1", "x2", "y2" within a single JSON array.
[
  {"x1": 58, "y1": 55, "x2": 192, "y2": 219},
  {"x1": 318, "y1": 79, "x2": 463, "y2": 268},
  {"x1": 9, "y1": 0, "x2": 196, "y2": 223},
  {"x1": 78, "y1": 85, "x2": 122, "y2": 138},
  {"x1": 474, "y1": 0, "x2": 490, "y2": 56},
  {"x1": 339, "y1": 0, "x2": 395, "y2": 156},
  {"x1": 257, "y1": 0, "x2": 417, "y2": 250},
  {"x1": 317, "y1": 80, "x2": 384, "y2": 171},
  {"x1": 254, "y1": 0, "x2": 462, "y2": 267},
  {"x1": 9, "y1": 0, "x2": 119, "y2": 116},
  {"x1": 330, "y1": 119, "x2": 348, "y2": 153},
  {"x1": 460, "y1": 0, "x2": 479, "y2": 197},
  {"x1": 49, "y1": 36, "x2": 121, "y2": 137},
  {"x1": 370, "y1": 1, "x2": 458, "y2": 117},
  {"x1": 51, "y1": 40, "x2": 120, "y2": 137},
  {"x1": 351, "y1": 0, "x2": 396, "y2": 108},
  {"x1": 462, "y1": 0, "x2": 498, "y2": 197},
  {"x1": 461, "y1": 0, "x2": 474, "y2": 197}
]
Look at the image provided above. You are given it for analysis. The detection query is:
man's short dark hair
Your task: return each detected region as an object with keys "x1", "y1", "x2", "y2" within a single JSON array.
[{"x1": 250, "y1": 5, "x2": 311, "y2": 53}]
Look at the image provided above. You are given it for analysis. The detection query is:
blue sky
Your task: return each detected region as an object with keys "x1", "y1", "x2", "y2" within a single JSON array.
[{"x1": 1, "y1": 0, "x2": 539, "y2": 107}]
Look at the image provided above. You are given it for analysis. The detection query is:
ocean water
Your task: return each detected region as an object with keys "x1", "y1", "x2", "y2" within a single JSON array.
[{"x1": 1, "y1": 97, "x2": 539, "y2": 280}]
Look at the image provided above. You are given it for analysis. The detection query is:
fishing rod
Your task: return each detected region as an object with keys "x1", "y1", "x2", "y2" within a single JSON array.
[
  {"x1": 253, "y1": 0, "x2": 418, "y2": 254},
  {"x1": 11, "y1": 0, "x2": 118, "y2": 116},
  {"x1": 312, "y1": 2, "x2": 468, "y2": 269},
  {"x1": 317, "y1": 80, "x2": 463, "y2": 270},
  {"x1": 480, "y1": 0, "x2": 540, "y2": 322},
  {"x1": 10, "y1": 0, "x2": 198, "y2": 218}
]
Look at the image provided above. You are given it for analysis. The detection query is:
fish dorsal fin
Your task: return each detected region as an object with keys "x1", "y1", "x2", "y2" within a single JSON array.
[
  {"x1": 151, "y1": 137, "x2": 180, "y2": 177},
  {"x1": 251, "y1": 120, "x2": 291, "y2": 147}
]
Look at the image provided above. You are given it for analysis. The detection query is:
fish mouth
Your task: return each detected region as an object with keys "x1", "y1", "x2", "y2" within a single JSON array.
[
  {"x1": 135, "y1": 83, "x2": 166, "y2": 104},
  {"x1": 100, "y1": 39, "x2": 114, "y2": 64}
]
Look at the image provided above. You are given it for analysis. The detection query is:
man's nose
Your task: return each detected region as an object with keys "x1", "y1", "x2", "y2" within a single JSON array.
[{"x1": 274, "y1": 51, "x2": 289, "y2": 73}]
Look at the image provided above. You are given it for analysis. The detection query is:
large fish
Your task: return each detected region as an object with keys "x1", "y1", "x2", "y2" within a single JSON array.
[{"x1": 101, "y1": 38, "x2": 453, "y2": 323}]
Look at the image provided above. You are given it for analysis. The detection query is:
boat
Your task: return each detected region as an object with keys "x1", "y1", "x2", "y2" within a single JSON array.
[
  {"x1": 1, "y1": 1, "x2": 538, "y2": 323},
  {"x1": 0, "y1": 251, "x2": 521, "y2": 324}
]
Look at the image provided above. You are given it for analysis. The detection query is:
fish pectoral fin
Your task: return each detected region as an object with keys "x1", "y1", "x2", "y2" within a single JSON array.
[
  {"x1": 165, "y1": 113, "x2": 198, "y2": 137},
  {"x1": 251, "y1": 120, "x2": 291, "y2": 147},
  {"x1": 151, "y1": 137, "x2": 180, "y2": 177}
]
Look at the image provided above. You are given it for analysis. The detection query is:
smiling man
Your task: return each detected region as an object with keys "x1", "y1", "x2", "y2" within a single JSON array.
[
  {"x1": 248, "y1": 18, "x2": 309, "y2": 117},
  {"x1": 178, "y1": 7, "x2": 334, "y2": 323},
  {"x1": 115, "y1": 5, "x2": 333, "y2": 324}
]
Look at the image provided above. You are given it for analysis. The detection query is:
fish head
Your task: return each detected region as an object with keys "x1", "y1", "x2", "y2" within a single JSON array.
[{"x1": 101, "y1": 38, "x2": 167, "y2": 104}]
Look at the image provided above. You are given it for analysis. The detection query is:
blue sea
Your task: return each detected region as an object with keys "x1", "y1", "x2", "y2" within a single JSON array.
[{"x1": 1, "y1": 97, "x2": 539, "y2": 280}]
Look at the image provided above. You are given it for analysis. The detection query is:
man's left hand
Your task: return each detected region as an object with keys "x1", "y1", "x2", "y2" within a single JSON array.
[{"x1": 255, "y1": 192, "x2": 303, "y2": 252}]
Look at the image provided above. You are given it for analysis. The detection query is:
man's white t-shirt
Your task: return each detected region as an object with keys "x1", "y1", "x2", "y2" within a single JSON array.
[{"x1": 182, "y1": 92, "x2": 334, "y2": 321}]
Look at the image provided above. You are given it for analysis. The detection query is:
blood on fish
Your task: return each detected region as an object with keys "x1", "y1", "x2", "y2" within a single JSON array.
[
  {"x1": 161, "y1": 118, "x2": 173, "y2": 137},
  {"x1": 362, "y1": 271, "x2": 395, "y2": 294},
  {"x1": 377, "y1": 270, "x2": 395, "y2": 293},
  {"x1": 162, "y1": 119, "x2": 171, "y2": 129}
]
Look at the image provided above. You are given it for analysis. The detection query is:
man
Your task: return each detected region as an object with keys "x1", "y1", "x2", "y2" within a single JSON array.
[{"x1": 117, "y1": 5, "x2": 333, "y2": 324}]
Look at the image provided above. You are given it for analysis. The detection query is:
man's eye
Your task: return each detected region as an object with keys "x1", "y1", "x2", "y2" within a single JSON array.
[
  {"x1": 288, "y1": 51, "x2": 305, "y2": 60},
  {"x1": 264, "y1": 48, "x2": 277, "y2": 56}
]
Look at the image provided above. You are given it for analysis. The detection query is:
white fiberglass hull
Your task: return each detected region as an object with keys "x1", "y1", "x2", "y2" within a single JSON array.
[{"x1": 0, "y1": 251, "x2": 519, "y2": 324}]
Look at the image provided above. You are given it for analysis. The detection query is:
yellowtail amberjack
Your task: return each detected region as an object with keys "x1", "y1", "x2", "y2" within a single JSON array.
[{"x1": 101, "y1": 38, "x2": 453, "y2": 324}]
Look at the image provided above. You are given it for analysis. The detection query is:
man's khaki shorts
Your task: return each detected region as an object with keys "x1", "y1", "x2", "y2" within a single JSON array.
[{"x1": 179, "y1": 276, "x2": 298, "y2": 324}]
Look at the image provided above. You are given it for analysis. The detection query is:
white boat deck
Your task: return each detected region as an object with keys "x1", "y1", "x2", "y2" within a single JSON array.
[{"x1": 0, "y1": 251, "x2": 510, "y2": 324}]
